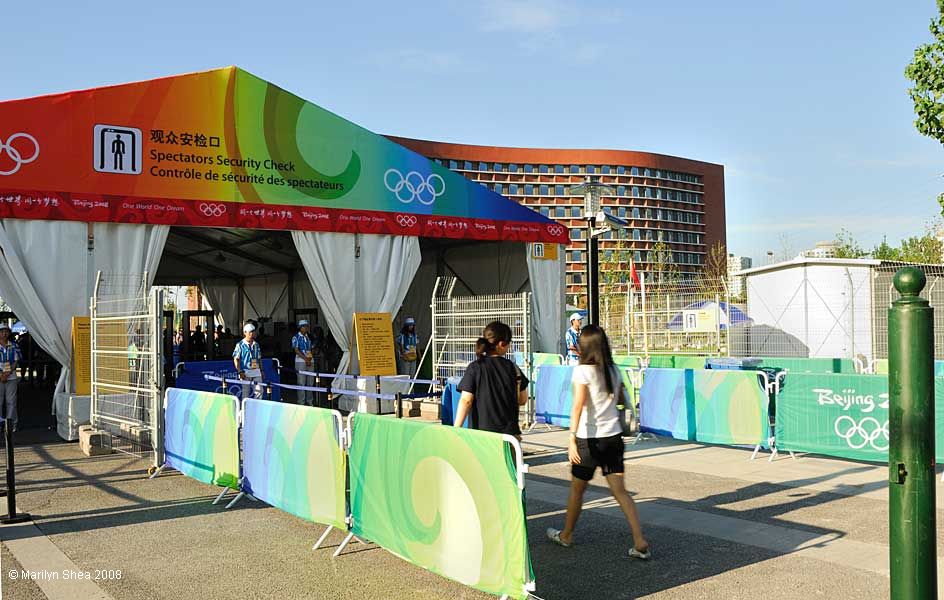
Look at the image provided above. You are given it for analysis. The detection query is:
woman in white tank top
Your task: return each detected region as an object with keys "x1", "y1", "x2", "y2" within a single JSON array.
[{"x1": 546, "y1": 324, "x2": 650, "y2": 560}]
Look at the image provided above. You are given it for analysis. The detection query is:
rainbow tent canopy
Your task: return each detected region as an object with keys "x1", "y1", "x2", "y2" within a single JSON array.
[{"x1": 0, "y1": 66, "x2": 566, "y2": 244}]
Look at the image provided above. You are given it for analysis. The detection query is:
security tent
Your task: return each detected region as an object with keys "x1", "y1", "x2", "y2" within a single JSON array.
[{"x1": 0, "y1": 66, "x2": 566, "y2": 397}]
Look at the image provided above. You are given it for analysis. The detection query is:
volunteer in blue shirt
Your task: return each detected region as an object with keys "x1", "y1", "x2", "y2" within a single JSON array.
[
  {"x1": 292, "y1": 319, "x2": 315, "y2": 406},
  {"x1": 0, "y1": 324, "x2": 21, "y2": 431},
  {"x1": 233, "y1": 322, "x2": 264, "y2": 399},
  {"x1": 565, "y1": 313, "x2": 583, "y2": 366},
  {"x1": 396, "y1": 317, "x2": 419, "y2": 376}
]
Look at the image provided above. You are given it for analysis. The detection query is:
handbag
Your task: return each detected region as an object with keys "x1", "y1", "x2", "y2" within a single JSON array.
[{"x1": 615, "y1": 378, "x2": 635, "y2": 436}]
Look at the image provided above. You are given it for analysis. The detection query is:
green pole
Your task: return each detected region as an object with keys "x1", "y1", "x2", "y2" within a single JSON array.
[{"x1": 888, "y1": 267, "x2": 937, "y2": 599}]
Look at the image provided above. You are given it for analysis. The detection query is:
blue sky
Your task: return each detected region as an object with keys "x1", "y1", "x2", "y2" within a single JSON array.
[{"x1": 4, "y1": 0, "x2": 943, "y2": 262}]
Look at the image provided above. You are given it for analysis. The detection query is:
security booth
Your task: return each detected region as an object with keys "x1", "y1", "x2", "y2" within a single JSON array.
[
  {"x1": 0, "y1": 66, "x2": 568, "y2": 459},
  {"x1": 179, "y1": 310, "x2": 216, "y2": 362}
]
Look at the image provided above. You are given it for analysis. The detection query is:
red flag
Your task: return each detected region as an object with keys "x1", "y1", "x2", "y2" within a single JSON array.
[{"x1": 629, "y1": 260, "x2": 641, "y2": 289}]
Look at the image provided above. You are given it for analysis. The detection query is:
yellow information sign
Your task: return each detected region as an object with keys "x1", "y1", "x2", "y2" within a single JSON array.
[
  {"x1": 72, "y1": 316, "x2": 91, "y2": 396},
  {"x1": 532, "y1": 242, "x2": 558, "y2": 260},
  {"x1": 353, "y1": 312, "x2": 397, "y2": 376}
]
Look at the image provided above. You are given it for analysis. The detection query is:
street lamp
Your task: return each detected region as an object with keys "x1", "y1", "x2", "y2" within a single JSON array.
[{"x1": 568, "y1": 175, "x2": 623, "y2": 326}]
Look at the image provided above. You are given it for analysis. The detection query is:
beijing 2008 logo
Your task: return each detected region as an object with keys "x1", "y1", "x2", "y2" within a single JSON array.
[
  {"x1": 384, "y1": 168, "x2": 445, "y2": 206},
  {"x1": 0, "y1": 133, "x2": 40, "y2": 176}
]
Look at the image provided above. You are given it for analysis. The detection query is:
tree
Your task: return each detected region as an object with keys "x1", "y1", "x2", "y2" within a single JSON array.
[
  {"x1": 899, "y1": 233, "x2": 943, "y2": 264},
  {"x1": 905, "y1": 1, "x2": 944, "y2": 213},
  {"x1": 872, "y1": 237, "x2": 902, "y2": 261},
  {"x1": 697, "y1": 242, "x2": 727, "y2": 297},
  {"x1": 647, "y1": 241, "x2": 680, "y2": 289},
  {"x1": 834, "y1": 228, "x2": 867, "y2": 259}
]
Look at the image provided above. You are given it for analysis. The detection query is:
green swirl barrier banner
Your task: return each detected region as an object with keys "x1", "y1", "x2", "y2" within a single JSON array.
[
  {"x1": 163, "y1": 388, "x2": 240, "y2": 488},
  {"x1": 348, "y1": 414, "x2": 532, "y2": 599},
  {"x1": 774, "y1": 373, "x2": 944, "y2": 462},
  {"x1": 241, "y1": 400, "x2": 346, "y2": 530}
]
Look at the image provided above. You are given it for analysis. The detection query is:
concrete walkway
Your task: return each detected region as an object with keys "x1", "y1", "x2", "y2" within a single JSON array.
[{"x1": 0, "y1": 427, "x2": 940, "y2": 599}]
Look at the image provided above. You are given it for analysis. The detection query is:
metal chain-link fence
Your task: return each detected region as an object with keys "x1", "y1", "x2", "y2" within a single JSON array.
[{"x1": 601, "y1": 276, "x2": 732, "y2": 356}]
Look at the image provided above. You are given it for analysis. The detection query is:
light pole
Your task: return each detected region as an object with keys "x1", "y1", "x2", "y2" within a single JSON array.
[{"x1": 569, "y1": 176, "x2": 619, "y2": 326}]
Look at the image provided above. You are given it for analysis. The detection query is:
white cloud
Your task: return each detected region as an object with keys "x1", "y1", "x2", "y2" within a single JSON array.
[
  {"x1": 361, "y1": 49, "x2": 463, "y2": 73},
  {"x1": 728, "y1": 214, "x2": 924, "y2": 235},
  {"x1": 478, "y1": 0, "x2": 574, "y2": 33}
]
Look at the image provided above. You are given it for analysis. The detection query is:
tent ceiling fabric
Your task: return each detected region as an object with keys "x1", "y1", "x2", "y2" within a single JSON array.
[{"x1": 156, "y1": 227, "x2": 300, "y2": 283}]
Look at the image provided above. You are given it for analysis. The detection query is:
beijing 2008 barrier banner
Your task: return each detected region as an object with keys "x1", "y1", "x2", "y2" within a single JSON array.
[
  {"x1": 163, "y1": 388, "x2": 240, "y2": 488},
  {"x1": 348, "y1": 414, "x2": 533, "y2": 600},
  {"x1": 174, "y1": 359, "x2": 281, "y2": 402},
  {"x1": 640, "y1": 368, "x2": 768, "y2": 446},
  {"x1": 240, "y1": 399, "x2": 346, "y2": 530},
  {"x1": 774, "y1": 373, "x2": 944, "y2": 462},
  {"x1": 0, "y1": 67, "x2": 567, "y2": 245}
]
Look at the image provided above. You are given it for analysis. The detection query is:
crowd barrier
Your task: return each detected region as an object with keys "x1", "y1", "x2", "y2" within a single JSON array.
[
  {"x1": 756, "y1": 357, "x2": 858, "y2": 375},
  {"x1": 532, "y1": 365, "x2": 637, "y2": 428},
  {"x1": 241, "y1": 399, "x2": 347, "y2": 532},
  {"x1": 612, "y1": 355, "x2": 866, "y2": 374},
  {"x1": 440, "y1": 377, "x2": 469, "y2": 427},
  {"x1": 154, "y1": 387, "x2": 534, "y2": 599},
  {"x1": 156, "y1": 388, "x2": 240, "y2": 497},
  {"x1": 174, "y1": 359, "x2": 282, "y2": 401},
  {"x1": 639, "y1": 368, "x2": 769, "y2": 447},
  {"x1": 348, "y1": 413, "x2": 534, "y2": 599},
  {"x1": 541, "y1": 362, "x2": 944, "y2": 470},
  {"x1": 774, "y1": 372, "x2": 944, "y2": 465},
  {"x1": 533, "y1": 366, "x2": 575, "y2": 427}
]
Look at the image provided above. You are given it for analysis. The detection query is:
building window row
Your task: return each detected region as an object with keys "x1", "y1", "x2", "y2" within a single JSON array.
[
  {"x1": 433, "y1": 157, "x2": 703, "y2": 185},
  {"x1": 480, "y1": 181, "x2": 702, "y2": 204}
]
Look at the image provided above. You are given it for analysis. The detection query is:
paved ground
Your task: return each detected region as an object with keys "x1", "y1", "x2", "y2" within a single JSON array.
[{"x1": 0, "y1": 425, "x2": 939, "y2": 599}]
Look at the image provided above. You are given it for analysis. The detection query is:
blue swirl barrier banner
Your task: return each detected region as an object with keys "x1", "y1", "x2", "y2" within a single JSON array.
[
  {"x1": 639, "y1": 368, "x2": 768, "y2": 446},
  {"x1": 348, "y1": 414, "x2": 533, "y2": 599},
  {"x1": 241, "y1": 399, "x2": 346, "y2": 530},
  {"x1": 534, "y1": 366, "x2": 575, "y2": 427}
]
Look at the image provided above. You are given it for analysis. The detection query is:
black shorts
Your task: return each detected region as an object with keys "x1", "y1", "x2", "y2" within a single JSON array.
[{"x1": 572, "y1": 434, "x2": 625, "y2": 481}]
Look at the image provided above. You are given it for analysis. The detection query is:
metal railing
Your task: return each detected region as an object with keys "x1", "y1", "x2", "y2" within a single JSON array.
[{"x1": 90, "y1": 272, "x2": 163, "y2": 467}]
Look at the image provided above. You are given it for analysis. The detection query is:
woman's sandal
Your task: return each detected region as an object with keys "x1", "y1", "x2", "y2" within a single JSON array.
[
  {"x1": 546, "y1": 528, "x2": 572, "y2": 548},
  {"x1": 628, "y1": 546, "x2": 651, "y2": 560}
]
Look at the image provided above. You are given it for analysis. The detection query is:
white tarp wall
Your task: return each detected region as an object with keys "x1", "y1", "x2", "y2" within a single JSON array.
[
  {"x1": 200, "y1": 279, "x2": 239, "y2": 330},
  {"x1": 743, "y1": 263, "x2": 874, "y2": 359},
  {"x1": 292, "y1": 232, "x2": 421, "y2": 375},
  {"x1": 0, "y1": 219, "x2": 168, "y2": 395},
  {"x1": 526, "y1": 243, "x2": 566, "y2": 354}
]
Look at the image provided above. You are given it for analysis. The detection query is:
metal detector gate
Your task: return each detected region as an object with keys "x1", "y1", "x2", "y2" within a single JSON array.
[
  {"x1": 430, "y1": 276, "x2": 534, "y2": 423},
  {"x1": 90, "y1": 272, "x2": 164, "y2": 468}
]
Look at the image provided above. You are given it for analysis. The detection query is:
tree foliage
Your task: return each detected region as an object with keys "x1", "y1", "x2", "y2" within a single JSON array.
[
  {"x1": 906, "y1": 0, "x2": 944, "y2": 145},
  {"x1": 833, "y1": 228, "x2": 867, "y2": 259},
  {"x1": 905, "y1": 1, "x2": 944, "y2": 214},
  {"x1": 871, "y1": 231, "x2": 943, "y2": 264},
  {"x1": 697, "y1": 242, "x2": 728, "y2": 296}
]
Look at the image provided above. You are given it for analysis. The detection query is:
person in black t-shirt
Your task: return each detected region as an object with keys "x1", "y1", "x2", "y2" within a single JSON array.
[{"x1": 455, "y1": 321, "x2": 529, "y2": 437}]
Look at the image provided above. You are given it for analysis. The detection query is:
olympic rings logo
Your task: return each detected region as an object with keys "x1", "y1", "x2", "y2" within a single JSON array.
[
  {"x1": 547, "y1": 224, "x2": 565, "y2": 236},
  {"x1": 834, "y1": 415, "x2": 888, "y2": 451},
  {"x1": 396, "y1": 214, "x2": 418, "y2": 227},
  {"x1": 0, "y1": 133, "x2": 40, "y2": 176},
  {"x1": 199, "y1": 203, "x2": 226, "y2": 217},
  {"x1": 384, "y1": 168, "x2": 445, "y2": 205}
]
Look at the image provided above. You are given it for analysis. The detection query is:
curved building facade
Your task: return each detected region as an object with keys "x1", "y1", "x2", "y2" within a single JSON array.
[{"x1": 389, "y1": 137, "x2": 725, "y2": 301}]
